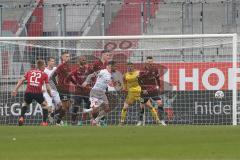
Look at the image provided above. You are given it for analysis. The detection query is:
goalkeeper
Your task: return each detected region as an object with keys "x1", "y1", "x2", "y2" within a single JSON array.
[{"x1": 120, "y1": 62, "x2": 141, "y2": 125}]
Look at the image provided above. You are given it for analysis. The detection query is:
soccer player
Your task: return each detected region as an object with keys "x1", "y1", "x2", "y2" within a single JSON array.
[
  {"x1": 43, "y1": 57, "x2": 62, "y2": 124},
  {"x1": 92, "y1": 50, "x2": 112, "y2": 72},
  {"x1": 82, "y1": 61, "x2": 117, "y2": 126},
  {"x1": 51, "y1": 51, "x2": 71, "y2": 125},
  {"x1": 11, "y1": 60, "x2": 52, "y2": 126},
  {"x1": 138, "y1": 56, "x2": 166, "y2": 126},
  {"x1": 65, "y1": 56, "x2": 93, "y2": 125},
  {"x1": 120, "y1": 62, "x2": 141, "y2": 125},
  {"x1": 90, "y1": 49, "x2": 113, "y2": 124}
]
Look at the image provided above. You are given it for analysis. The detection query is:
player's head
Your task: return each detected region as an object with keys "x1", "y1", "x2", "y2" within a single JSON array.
[
  {"x1": 146, "y1": 56, "x2": 154, "y2": 68},
  {"x1": 127, "y1": 62, "x2": 134, "y2": 72},
  {"x1": 61, "y1": 51, "x2": 70, "y2": 63},
  {"x1": 78, "y1": 56, "x2": 87, "y2": 66},
  {"x1": 47, "y1": 57, "x2": 55, "y2": 68},
  {"x1": 36, "y1": 59, "x2": 46, "y2": 71},
  {"x1": 146, "y1": 56, "x2": 154, "y2": 63},
  {"x1": 106, "y1": 60, "x2": 116, "y2": 72},
  {"x1": 101, "y1": 50, "x2": 112, "y2": 62}
]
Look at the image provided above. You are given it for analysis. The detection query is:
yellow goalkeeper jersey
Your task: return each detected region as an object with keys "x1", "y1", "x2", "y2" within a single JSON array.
[{"x1": 123, "y1": 70, "x2": 141, "y2": 93}]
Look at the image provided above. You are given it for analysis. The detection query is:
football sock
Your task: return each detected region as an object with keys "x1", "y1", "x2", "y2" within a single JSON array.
[
  {"x1": 158, "y1": 107, "x2": 164, "y2": 120},
  {"x1": 150, "y1": 107, "x2": 160, "y2": 123},
  {"x1": 20, "y1": 106, "x2": 28, "y2": 117},
  {"x1": 139, "y1": 108, "x2": 144, "y2": 121},
  {"x1": 42, "y1": 109, "x2": 48, "y2": 123},
  {"x1": 95, "y1": 110, "x2": 106, "y2": 122},
  {"x1": 120, "y1": 108, "x2": 127, "y2": 123}
]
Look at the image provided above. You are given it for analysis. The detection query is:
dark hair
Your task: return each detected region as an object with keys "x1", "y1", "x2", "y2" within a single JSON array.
[
  {"x1": 47, "y1": 57, "x2": 55, "y2": 61},
  {"x1": 107, "y1": 60, "x2": 116, "y2": 66},
  {"x1": 36, "y1": 59, "x2": 45, "y2": 69},
  {"x1": 61, "y1": 51, "x2": 69, "y2": 56},
  {"x1": 146, "y1": 56, "x2": 153, "y2": 60},
  {"x1": 101, "y1": 49, "x2": 110, "y2": 55},
  {"x1": 127, "y1": 62, "x2": 133, "y2": 65}
]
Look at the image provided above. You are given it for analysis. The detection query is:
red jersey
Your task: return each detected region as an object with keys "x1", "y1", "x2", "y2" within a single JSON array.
[
  {"x1": 24, "y1": 69, "x2": 49, "y2": 93},
  {"x1": 55, "y1": 62, "x2": 71, "y2": 85},
  {"x1": 68, "y1": 65, "x2": 94, "y2": 85},
  {"x1": 92, "y1": 59, "x2": 107, "y2": 72},
  {"x1": 139, "y1": 64, "x2": 161, "y2": 94}
]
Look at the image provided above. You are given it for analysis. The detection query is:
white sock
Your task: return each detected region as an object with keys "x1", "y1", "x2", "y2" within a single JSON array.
[
  {"x1": 83, "y1": 108, "x2": 93, "y2": 113},
  {"x1": 95, "y1": 110, "x2": 106, "y2": 122}
]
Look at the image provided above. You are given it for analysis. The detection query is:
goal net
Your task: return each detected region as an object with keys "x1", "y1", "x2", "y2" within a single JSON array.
[{"x1": 0, "y1": 34, "x2": 238, "y2": 126}]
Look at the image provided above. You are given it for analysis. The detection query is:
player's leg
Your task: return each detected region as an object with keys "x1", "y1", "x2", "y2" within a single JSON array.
[
  {"x1": 56, "y1": 94, "x2": 70, "y2": 125},
  {"x1": 18, "y1": 93, "x2": 32, "y2": 126},
  {"x1": 93, "y1": 94, "x2": 110, "y2": 126},
  {"x1": 49, "y1": 90, "x2": 62, "y2": 119},
  {"x1": 36, "y1": 93, "x2": 50, "y2": 126},
  {"x1": 80, "y1": 97, "x2": 91, "y2": 124},
  {"x1": 43, "y1": 91, "x2": 54, "y2": 124},
  {"x1": 120, "y1": 94, "x2": 135, "y2": 125},
  {"x1": 152, "y1": 96, "x2": 166, "y2": 125},
  {"x1": 145, "y1": 100, "x2": 161, "y2": 124},
  {"x1": 94, "y1": 103, "x2": 109, "y2": 126},
  {"x1": 71, "y1": 96, "x2": 81, "y2": 125},
  {"x1": 137, "y1": 98, "x2": 148, "y2": 126}
]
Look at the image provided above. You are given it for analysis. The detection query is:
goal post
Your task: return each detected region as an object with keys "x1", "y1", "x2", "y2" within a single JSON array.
[{"x1": 0, "y1": 34, "x2": 238, "y2": 126}]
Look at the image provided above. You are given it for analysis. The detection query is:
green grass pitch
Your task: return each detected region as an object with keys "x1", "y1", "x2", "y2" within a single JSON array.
[{"x1": 0, "y1": 126, "x2": 240, "y2": 160}]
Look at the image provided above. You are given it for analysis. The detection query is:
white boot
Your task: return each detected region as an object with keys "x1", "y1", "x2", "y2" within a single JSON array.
[
  {"x1": 160, "y1": 120, "x2": 167, "y2": 126},
  {"x1": 136, "y1": 121, "x2": 143, "y2": 126}
]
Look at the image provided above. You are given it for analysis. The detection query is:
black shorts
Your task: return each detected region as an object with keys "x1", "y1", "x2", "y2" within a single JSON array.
[
  {"x1": 24, "y1": 93, "x2": 44, "y2": 105},
  {"x1": 59, "y1": 93, "x2": 70, "y2": 101},
  {"x1": 73, "y1": 96, "x2": 90, "y2": 109},
  {"x1": 141, "y1": 95, "x2": 162, "y2": 104}
]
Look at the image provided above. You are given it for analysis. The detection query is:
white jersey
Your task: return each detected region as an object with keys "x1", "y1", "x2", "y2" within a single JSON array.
[
  {"x1": 44, "y1": 67, "x2": 57, "y2": 79},
  {"x1": 92, "y1": 69, "x2": 112, "y2": 92},
  {"x1": 43, "y1": 67, "x2": 61, "y2": 107},
  {"x1": 108, "y1": 70, "x2": 123, "y2": 91},
  {"x1": 43, "y1": 67, "x2": 57, "y2": 91}
]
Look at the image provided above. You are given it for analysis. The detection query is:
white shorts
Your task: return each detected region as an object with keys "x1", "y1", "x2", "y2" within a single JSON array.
[
  {"x1": 43, "y1": 90, "x2": 61, "y2": 110},
  {"x1": 89, "y1": 89, "x2": 108, "y2": 108}
]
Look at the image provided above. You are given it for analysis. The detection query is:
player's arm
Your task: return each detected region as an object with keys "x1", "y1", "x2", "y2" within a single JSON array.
[
  {"x1": 82, "y1": 71, "x2": 99, "y2": 87},
  {"x1": 92, "y1": 61, "x2": 100, "y2": 72},
  {"x1": 122, "y1": 74, "x2": 128, "y2": 92},
  {"x1": 154, "y1": 69, "x2": 161, "y2": 90},
  {"x1": 65, "y1": 70, "x2": 77, "y2": 85},
  {"x1": 114, "y1": 72, "x2": 124, "y2": 90},
  {"x1": 138, "y1": 71, "x2": 148, "y2": 95},
  {"x1": 46, "y1": 83, "x2": 52, "y2": 97},
  {"x1": 12, "y1": 77, "x2": 25, "y2": 96}
]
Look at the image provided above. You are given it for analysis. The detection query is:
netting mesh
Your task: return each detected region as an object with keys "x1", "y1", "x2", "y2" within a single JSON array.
[{"x1": 0, "y1": 35, "x2": 237, "y2": 126}]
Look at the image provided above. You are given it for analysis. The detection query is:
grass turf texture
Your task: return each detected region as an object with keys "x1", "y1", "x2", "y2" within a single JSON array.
[{"x1": 0, "y1": 126, "x2": 240, "y2": 160}]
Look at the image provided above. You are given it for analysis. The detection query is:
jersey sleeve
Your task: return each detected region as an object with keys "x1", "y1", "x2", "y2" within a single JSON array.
[
  {"x1": 154, "y1": 68, "x2": 160, "y2": 79},
  {"x1": 55, "y1": 64, "x2": 62, "y2": 74},
  {"x1": 97, "y1": 70, "x2": 104, "y2": 78},
  {"x1": 93, "y1": 61, "x2": 100, "y2": 72},
  {"x1": 87, "y1": 65, "x2": 94, "y2": 74},
  {"x1": 68, "y1": 69, "x2": 77, "y2": 85},
  {"x1": 24, "y1": 71, "x2": 29, "y2": 80},
  {"x1": 123, "y1": 74, "x2": 127, "y2": 90}
]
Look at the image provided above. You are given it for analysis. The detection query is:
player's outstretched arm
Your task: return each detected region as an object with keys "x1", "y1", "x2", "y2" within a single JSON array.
[
  {"x1": 12, "y1": 77, "x2": 25, "y2": 96},
  {"x1": 122, "y1": 75, "x2": 128, "y2": 92},
  {"x1": 82, "y1": 71, "x2": 99, "y2": 87}
]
